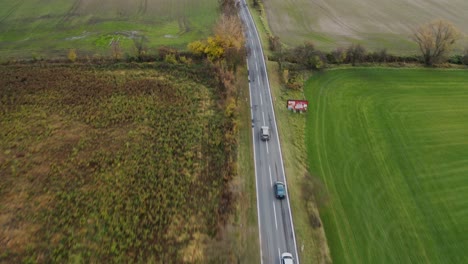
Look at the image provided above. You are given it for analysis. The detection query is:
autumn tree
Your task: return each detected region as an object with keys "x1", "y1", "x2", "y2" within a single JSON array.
[
  {"x1": 346, "y1": 44, "x2": 366, "y2": 66},
  {"x1": 67, "y1": 49, "x2": 77, "y2": 62},
  {"x1": 218, "y1": 0, "x2": 237, "y2": 16},
  {"x1": 413, "y1": 19, "x2": 461, "y2": 66},
  {"x1": 110, "y1": 38, "x2": 122, "y2": 60},
  {"x1": 188, "y1": 14, "x2": 245, "y2": 70},
  {"x1": 462, "y1": 48, "x2": 468, "y2": 65},
  {"x1": 329, "y1": 47, "x2": 346, "y2": 64},
  {"x1": 133, "y1": 35, "x2": 149, "y2": 61},
  {"x1": 269, "y1": 35, "x2": 282, "y2": 52},
  {"x1": 289, "y1": 42, "x2": 326, "y2": 70}
]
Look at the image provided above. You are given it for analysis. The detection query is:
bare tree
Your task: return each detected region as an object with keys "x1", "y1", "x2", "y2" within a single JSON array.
[
  {"x1": 462, "y1": 48, "x2": 468, "y2": 65},
  {"x1": 346, "y1": 44, "x2": 366, "y2": 66},
  {"x1": 133, "y1": 35, "x2": 149, "y2": 61},
  {"x1": 110, "y1": 38, "x2": 121, "y2": 60},
  {"x1": 413, "y1": 19, "x2": 461, "y2": 66}
]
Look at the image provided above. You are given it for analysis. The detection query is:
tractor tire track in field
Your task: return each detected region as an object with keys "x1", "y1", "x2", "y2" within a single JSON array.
[
  {"x1": 138, "y1": 0, "x2": 148, "y2": 15},
  {"x1": 57, "y1": 0, "x2": 82, "y2": 27},
  {"x1": 0, "y1": 0, "x2": 25, "y2": 24}
]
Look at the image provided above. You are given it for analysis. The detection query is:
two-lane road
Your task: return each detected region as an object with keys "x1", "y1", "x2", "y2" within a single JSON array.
[{"x1": 238, "y1": 2, "x2": 300, "y2": 263}]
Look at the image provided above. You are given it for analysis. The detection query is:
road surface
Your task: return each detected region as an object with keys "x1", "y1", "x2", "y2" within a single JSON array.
[{"x1": 238, "y1": 2, "x2": 300, "y2": 263}]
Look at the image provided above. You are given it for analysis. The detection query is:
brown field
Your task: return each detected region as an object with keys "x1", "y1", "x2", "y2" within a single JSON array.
[
  {"x1": 262, "y1": 0, "x2": 468, "y2": 53},
  {"x1": 0, "y1": 62, "x2": 239, "y2": 263}
]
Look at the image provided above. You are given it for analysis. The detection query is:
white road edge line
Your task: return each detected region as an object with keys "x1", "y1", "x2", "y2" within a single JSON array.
[
  {"x1": 243, "y1": 2, "x2": 300, "y2": 263},
  {"x1": 260, "y1": 93, "x2": 263, "y2": 105},
  {"x1": 269, "y1": 166, "x2": 272, "y2": 185}
]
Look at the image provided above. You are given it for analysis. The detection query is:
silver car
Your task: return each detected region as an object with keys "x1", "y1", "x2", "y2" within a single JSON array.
[
  {"x1": 281, "y1": 252, "x2": 294, "y2": 264},
  {"x1": 260, "y1": 126, "x2": 270, "y2": 141}
]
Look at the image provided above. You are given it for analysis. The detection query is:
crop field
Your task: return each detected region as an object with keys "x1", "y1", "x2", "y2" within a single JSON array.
[
  {"x1": 0, "y1": 63, "x2": 235, "y2": 262},
  {"x1": 261, "y1": 0, "x2": 468, "y2": 53},
  {"x1": 0, "y1": 0, "x2": 218, "y2": 59},
  {"x1": 304, "y1": 68, "x2": 468, "y2": 263}
]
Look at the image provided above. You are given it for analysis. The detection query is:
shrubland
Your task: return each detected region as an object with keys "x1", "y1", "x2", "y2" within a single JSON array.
[{"x1": 0, "y1": 61, "x2": 241, "y2": 263}]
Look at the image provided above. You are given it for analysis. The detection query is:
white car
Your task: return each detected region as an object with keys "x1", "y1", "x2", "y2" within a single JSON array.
[
  {"x1": 260, "y1": 126, "x2": 270, "y2": 141},
  {"x1": 281, "y1": 252, "x2": 294, "y2": 264}
]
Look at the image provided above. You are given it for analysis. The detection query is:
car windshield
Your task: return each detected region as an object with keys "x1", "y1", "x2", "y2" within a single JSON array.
[{"x1": 277, "y1": 183, "x2": 285, "y2": 194}]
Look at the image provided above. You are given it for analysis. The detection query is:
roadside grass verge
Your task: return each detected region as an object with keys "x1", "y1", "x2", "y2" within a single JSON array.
[
  {"x1": 231, "y1": 67, "x2": 261, "y2": 263},
  {"x1": 267, "y1": 62, "x2": 331, "y2": 263},
  {"x1": 305, "y1": 68, "x2": 468, "y2": 264}
]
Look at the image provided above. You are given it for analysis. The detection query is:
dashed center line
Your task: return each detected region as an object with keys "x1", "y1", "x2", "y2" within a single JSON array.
[{"x1": 273, "y1": 202, "x2": 278, "y2": 230}]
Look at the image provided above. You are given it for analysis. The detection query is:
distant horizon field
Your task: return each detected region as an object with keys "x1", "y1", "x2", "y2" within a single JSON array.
[
  {"x1": 305, "y1": 68, "x2": 468, "y2": 263},
  {"x1": 262, "y1": 0, "x2": 468, "y2": 53},
  {"x1": 0, "y1": 0, "x2": 219, "y2": 60}
]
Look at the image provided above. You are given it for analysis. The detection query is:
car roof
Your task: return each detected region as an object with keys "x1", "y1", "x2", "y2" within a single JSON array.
[
  {"x1": 261, "y1": 126, "x2": 269, "y2": 130},
  {"x1": 281, "y1": 252, "x2": 294, "y2": 264}
]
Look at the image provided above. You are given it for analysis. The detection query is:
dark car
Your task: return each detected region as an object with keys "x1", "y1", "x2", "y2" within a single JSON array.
[{"x1": 274, "y1": 181, "x2": 286, "y2": 199}]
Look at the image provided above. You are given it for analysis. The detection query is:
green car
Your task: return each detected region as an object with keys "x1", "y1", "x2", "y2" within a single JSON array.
[{"x1": 274, "y1": 181, "x2": 286, "y2": 199}]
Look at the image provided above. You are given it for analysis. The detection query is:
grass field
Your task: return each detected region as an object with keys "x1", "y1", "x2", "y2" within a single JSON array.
[
  {"x1": 0, "y1": 62, "x2": 238, "y2": 262},
  {"x1": 261, "y1": 0, "x2": 468, "y2": 53},
  {"x1": 304, "y1": 68, "x2": 468, "y2": 263},
  {"x1": 0, "y1": 0, "x2": 218, "y2": 60}
]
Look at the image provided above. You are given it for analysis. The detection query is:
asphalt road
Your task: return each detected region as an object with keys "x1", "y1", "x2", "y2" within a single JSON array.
[{"x1": 238, "y1": 2, "x2": 300, "y2": 264}]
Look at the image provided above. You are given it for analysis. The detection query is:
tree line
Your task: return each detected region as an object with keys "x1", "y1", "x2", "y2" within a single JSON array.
[{"x1": 268, "y1": 19, "x2": 467, "y2": 70}]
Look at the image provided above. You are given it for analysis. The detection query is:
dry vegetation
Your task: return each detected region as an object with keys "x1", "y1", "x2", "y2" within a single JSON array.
[{"x1": 0, "y1": 62, "x2": 239, "y2": 263}]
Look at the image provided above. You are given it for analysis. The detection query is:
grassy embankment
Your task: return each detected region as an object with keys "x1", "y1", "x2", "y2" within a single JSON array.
[
  {"x1": 0, "y1": 62, "x2": 242, "y2": 263},
  {"x1": 0, "y1": 0, "x2": 218, "y2": 60},
  {"x1": 305, "y1": 68, "x2": 468, "y2": 264}
]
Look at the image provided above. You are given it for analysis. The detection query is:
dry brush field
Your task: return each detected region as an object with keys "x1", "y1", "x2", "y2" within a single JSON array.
[{"x1": 0, "y1": 63, "x2": 237, "y2": 263}]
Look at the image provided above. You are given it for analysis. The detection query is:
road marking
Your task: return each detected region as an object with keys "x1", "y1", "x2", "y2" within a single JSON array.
[
  {"x1": 260, "y1": 93, "x2": 263, "y2": 105},
  {"x1": 269, "y1": 166, "x2": 272, "y2": 185},
  {"x1": 262, "y1": 112, "x2": 265, "y2": 125},
  {"x1": 255, "y1": 62, "x2": 259, "y2": 72},
  {"x1": 278, "y1": 248, "x2": 281, "y2": 261},
  {"x1": 266, "y1": 143, "x2": 269, "y2": 154},
  {"x1": 273, "y1": 202, "x2": 278, "y2": 230}
]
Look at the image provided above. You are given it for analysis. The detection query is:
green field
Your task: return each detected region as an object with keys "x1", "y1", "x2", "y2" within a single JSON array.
[
  {"x1": 0, "y1": 63, "x2": 238, "y2": 262},
  {"x1": 305, "y1": 68, "x2": 468, "y2": 263},
  {"x1": 0, "y1": 0, "x2": 218, "y2": 59},
  {"x1": 261, "y1": 0, "x2": 468, "y2": 53}
]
